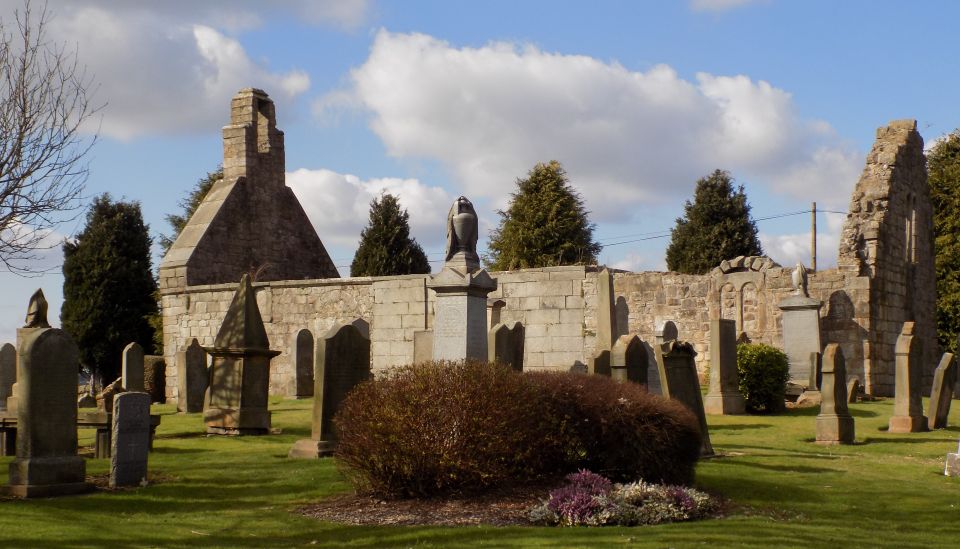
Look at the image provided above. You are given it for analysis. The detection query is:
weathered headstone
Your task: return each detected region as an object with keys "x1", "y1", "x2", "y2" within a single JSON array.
[
  {"x1": 927, "y1": 353, "x2": 956, "y2": 430},
  {"x1": 292, "y1": 329, "x2": 314, "y2": 398},
  {"x1": 289, "y1": 321, "x2": 371, "y2": 458},
  {"x1": 428, "y1": 196, "x2": 497, "y2": 361},
  {"x1": 176, "y1": 339, "x2": 207, "y2": 413},
  {"x1": 143, "y1": 355, "x2": 166, "y2": 403},
  {"x1": 122, "y1": 342, "x2": 145, "y2": 392},
  {"x1": 7, "y1": 289, "x2": 90, "y2": 497},
  {"x1": 488, "y1": 321, "x2": 524, "y2": 372},
  {"x1": 778, "y1": 278, "x2": 823, "y2": 387},
  {"x1": 588, "y1": 349, "x2": 611, "y2": 377},
  {"x1": 596, "y1": 268, "x2": 617, "y2": 351},
  {"x1": 412, "y1": 330, "x2": 433, "y2": 364},
  {"x1": 815, "y1": 344, "x2": 855, "y2": 444},
  {"x1": 97, "y1": 378, "x2": 123, "y2": 414},
  {"x1": 847, "y1": 375, "x2": 861, "y2": 404},
  {"x1": 610, "y1": 334, "x2": 646, "y2": 385},
  {"x1": 204, "y1": 274, "x2": 280, "y2": 435},
  {"x1": 946, "y1": 440, "x2": 960, "y2": 477},
  {"x1": 888, "y1": 322, "x2": 928, "y2": 433},
  {"x1": 704, "y1": 319, "x2": 745, "y2": 415},
  {"x1": 110, "y1": 391, "x2": 151, "y2": 488},
  {"x1": 0, "y1": 342, "x2": 15, "y2": 412},
  {"x1": 77, "y1": 391, "x2": 97, "y2": 408},
  {"x1": 656, "y1": 328, "x2": 714, "y2": 456}
]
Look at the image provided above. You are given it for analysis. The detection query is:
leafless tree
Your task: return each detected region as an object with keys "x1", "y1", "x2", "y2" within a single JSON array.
[{"x1": 0, "y1": 1, "x2": 98, "y2": 275}]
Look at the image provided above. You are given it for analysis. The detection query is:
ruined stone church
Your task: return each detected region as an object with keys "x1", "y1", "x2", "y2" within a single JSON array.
[{"x1": 159, "y1": 89, "x2": 935, "y2": 400}]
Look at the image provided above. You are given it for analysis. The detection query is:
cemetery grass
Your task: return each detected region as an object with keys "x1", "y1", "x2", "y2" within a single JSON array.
[{"x1": 0, "y1": 398, "x2": 959, "y2": 548}]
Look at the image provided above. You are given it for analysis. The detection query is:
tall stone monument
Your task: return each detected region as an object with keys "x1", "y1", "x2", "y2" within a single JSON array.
[
  {"x1": 428, "y1": 196, "x2": 497, "y2": 361},
  {"x1": 888, "y1": 321, "x2": 928, "y2": 433},
  {"x1": 289, "y1": 321, "x2": 371, "y2": 459},
  {"x1": 7, "y1": 290, "x2": 90, "y2": 497},
  {"x1": 704, "y1": 319, "x2": 746, "y2": 415},
  {"x1": 110, "y1": 391, "x2": 151, "y2": 488},
  {"x1": 176, "y1": 338, "x2": 208, "y2": 413},
  {"x1": 815, "y1": 344, "x2": 855, "y2": 444},
  {"x1": 204, "y1": 274, "x2": 280, "y2": 435},
  {"x1": 927, "y1": 353, "x2": 956, "y2": 430},
  {"x1": 0, "y1": 342, "x2": 15, "y2": 412},
  {"x1": 655, "y1": 323, "x2": 714, "y2": 456},
  {"x1": 779, "y1": 264, "x2": 823, "y2": 387},
  {"x1": 122, "y1": 342, "x2": 145, "y2": 392}
]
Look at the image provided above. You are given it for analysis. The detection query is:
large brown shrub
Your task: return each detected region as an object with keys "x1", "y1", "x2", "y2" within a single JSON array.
[{"x1": 526, "y1": 372, "x2": 703, "y2": 486}]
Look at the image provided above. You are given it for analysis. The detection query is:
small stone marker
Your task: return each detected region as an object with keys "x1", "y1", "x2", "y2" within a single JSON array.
[
  {"x1": 888, "y1": 322, "x2": 928, "y2": 433},
  {"x1": 292, "y1": 329, "x2": 314, "y2": 398},
  {"x1": 0, "y1": 342, "x2": 15, "y2": 412},
  {"x1": 655, "y1": 325, "x2": 714, "y2": 456},
  {"x1": 7, "y1": 289, "x2": 90, "y2": 497},
  {"x1": 205, "y1": 274, "x2": 280, "y2": 435},
  {"x1": 290, "y1": 321, "x2": 371, "y2": 458},
  {"x1": 704, "y1": 319, "x2": 745, "y2": 415},
  {"x1": 176, "y1": 339, "x2": 207, "y2": 413},
  {"x1": 927, "y1": 353, "x2": 956, "y2": 430},
  {"x1": 488, "y1": 321, "x2": 524, "y2": 372},
  {"x1": 110, "y1": 391, "x2": 151, "y2": 488},
  {"x1": 946, "y1": 440, "x2": 960, "y2": 477},
  {"x1": 610, "y1": 334, "x2": 646, "y2": 386},
  {"x1": 122, "y1": 342, "x2": 145, "y2": 392},
  {"x1": 847, "y1": 376, "x2": 861, "y2": 404},
  {"x1": 815, "y1": 344, "x2": 855, "y2": 444}
]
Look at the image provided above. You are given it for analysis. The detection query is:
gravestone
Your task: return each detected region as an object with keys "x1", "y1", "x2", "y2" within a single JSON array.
[
  {"x1": 412, "y1": 330, "x2": 433, "y2": 364},
  {"x1": 176, "y1": 339, "x2": 207, "y2": 413},
  {"x1": 289, "y1": 321, "x2": 371, "y2": 458},
  {"x1": 97, "y1": 378, "x2": 123, "y2": 413},
  {"x1": 888, "y1": 322, "x2": 928, "y2": 433},
  {"x1": 428, "y1": 196, "x2": 497, "y2": 361},
  {"x1": 0, "y1": 342, "x2": 14, "y2": 412},
  {"x1": 656, "y1": 329, "x2": 714, "y2": 456},
  {"x1": 847, "y1": 376, "x2": 861, "y2": 404},
  {"x1": 596, "y1": 268, "x2": 617, "y2": 351},
  {"x1": 143, "y1": 355, "x2": 166, "y2": 403},
  {"x1": 488, "y1": 321, "x2": 524, "y2": 371},
  {"x1": 815, "y1": 344, "x2": 855, "y2": 444},
  {"x1": 946, "y1": 441, "x2": 960, "y2": 477},
  {"x1": 927, "y1": 353, "x2": 956, "y2": 430},
  {"x1": 204, "y1": 274, "x2": 280, "y2": 435},
  {"x1": 122, "y1": 342, "x2": 145, "y2": 392},
  {"x1": 7, "y1": 289, "x2": 90, "y2": 497},
  {"x1": 610, "y1": 334, "x2": 646, "y2": 385},
  {"x1": 588, "y1": 349, "x2": 611, "y2": 377},
  {"x1": 110, "y1": 391, "x2": 151, "y2": 488},
  {"x1": 704, "y1": 319, "x2": 746, "y2": 415},
  {"x1": 778, "y1": 279, "x2": 823, "y2": 387},
  {"x1": 292, "y1": 329, "x2": 314, "y2": 398}
]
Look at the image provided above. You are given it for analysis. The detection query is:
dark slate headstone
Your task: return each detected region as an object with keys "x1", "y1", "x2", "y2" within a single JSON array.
[
  {"x1": 656, "y1": 337, "x2": 714, "y2": 456},
  {"x1": 7, "y1": 290, "x2": 90, "y2": 497},
  {"x1": 889, "y1": 322, "x2": 928, "y2": 433},
  {"x1": 292, "y1": 329, "x2": 314, "y2": 398},
  {"x1": 176, "y1": 339, "x2": 207, "y2": 413},
  {"x1": 815, "y1": 344, "x2": 855, "y2": 444},
  {"x1": 488, "y1": 321, "x2": 524, "y2": 372},
  {"x1": 0, "y1": 342, "x2": 15, "y2": 412},
  {"x1": 611, "y1": 334, "x2": 646, "y2": 386},
  {"x1": 122, "y1": 342, "x2": 145, "y2": 392},
  {"x1": 110, "y1": 391, "x2": 151, "y2": 488},
  {"x1": 703, "y1": 319, "x2": 745, "y2": 415},
  {"x1": 927, "y1": 353, "x2": 956, "y2": 430},
  {"x1": 289, "y1": 321, "x2": 371, "y2": 458}
]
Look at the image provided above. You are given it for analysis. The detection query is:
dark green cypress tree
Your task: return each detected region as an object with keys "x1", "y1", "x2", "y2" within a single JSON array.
[
  {"x1": 487, "y1": 160, "x2": 601, "y2": 270},
  {"x1": 665, "y1": 169, "x2": 763, "y2": 274},
  {"x1": 158, "y1": 167, "x2": 222, "y2": 255},
  {"x1": 351, "y1": 193, "x2": 431, "y2": 276},
  {"x1": 62, "y1": 194, "x2": 158, "y2": 384},
  {"x1": 929, "y1": 130, "x2": 960, "y2": 353}
]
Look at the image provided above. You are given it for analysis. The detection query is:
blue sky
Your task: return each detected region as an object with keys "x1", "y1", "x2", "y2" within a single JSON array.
[{"x1": 0, "y1": 0, "x2": 958, "y2": 344}]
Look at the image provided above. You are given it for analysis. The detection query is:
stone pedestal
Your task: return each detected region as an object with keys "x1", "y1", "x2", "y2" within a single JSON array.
[
  {"x1": 888, "y1": 322, "x2": 928, "y2": 433},
  {"x1": 428, "y1": 266, "x2": 497, "y2": 362},
  {"x1": 704, "y1": 319, "x2": 745, "y2": 415},
  {"x1": 815, "y1": 344, "x2": 855, "y2": 445},
  {"x1": 779, "y1": 296, "x2": 822, "y2": 387}
]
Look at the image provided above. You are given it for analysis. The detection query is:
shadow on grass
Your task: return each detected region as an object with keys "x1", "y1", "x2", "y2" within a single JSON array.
[
  {"x1": 862, "y1": 436, "x2": 958, "y2": 444},
  {"x1": 717, "y1": 445, "x2": 842, "y2": 459},
  {"x1": 710, "y1": 424, "x2": 773, "y2": 432},
  {"x1": 716, "y1": 459, "x2": 837, "y2": 475}
]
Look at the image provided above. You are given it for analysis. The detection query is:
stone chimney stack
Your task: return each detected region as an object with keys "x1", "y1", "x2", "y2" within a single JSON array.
[{"x1": 222, "y1": 88, "x2": 284, "y2": 184}]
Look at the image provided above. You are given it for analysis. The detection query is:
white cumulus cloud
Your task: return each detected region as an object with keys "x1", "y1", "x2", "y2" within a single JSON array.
[{"x1": 759, "y1": 212, "x2": 847, "y2": 269}]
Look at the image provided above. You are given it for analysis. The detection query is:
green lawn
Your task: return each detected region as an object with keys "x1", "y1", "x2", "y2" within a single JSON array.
[{"x1": 1, "y1": 396, "x2": 959, "y2": 548}]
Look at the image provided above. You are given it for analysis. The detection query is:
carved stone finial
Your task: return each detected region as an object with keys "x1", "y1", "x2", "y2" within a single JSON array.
[
  {"x1": 444, "y1": 196, "x2": 480, "y2": 269},
  {"x1": 24, "y1": 289, "x2": 50, "y2": 328},
  {"x1": 792, "y1": 263, "x2": 809, "y2": 297}
]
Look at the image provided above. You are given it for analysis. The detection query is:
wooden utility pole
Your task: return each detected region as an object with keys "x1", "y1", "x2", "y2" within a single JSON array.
[{"x1": 811, "y1": 201, "x2": 817, "y2": 271}]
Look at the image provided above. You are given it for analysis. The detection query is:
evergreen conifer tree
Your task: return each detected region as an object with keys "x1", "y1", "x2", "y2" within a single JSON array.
[
  {"x1": 158, "y1": 167, "x2": 222, "y2": 255},
  {"x1": 665, "y1": 169, "x2": 763, "y2": 274},
  {"x1": 928, "y1": 130, "x2": 960, "y2": 353},
  {"x1": 62, "y1": 194, "x2": 158, "y2": 384},
  {"x1": 351, "y1": 193, "x2": 430, "y2": 276},
  {"x1": 487, "y1": 161, "x2": 601, "y2": 270}
]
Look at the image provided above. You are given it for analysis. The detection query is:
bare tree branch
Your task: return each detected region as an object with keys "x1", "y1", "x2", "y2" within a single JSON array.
[{"x1": 0, "y1": 1, "x2": 99, "y2": 275}]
